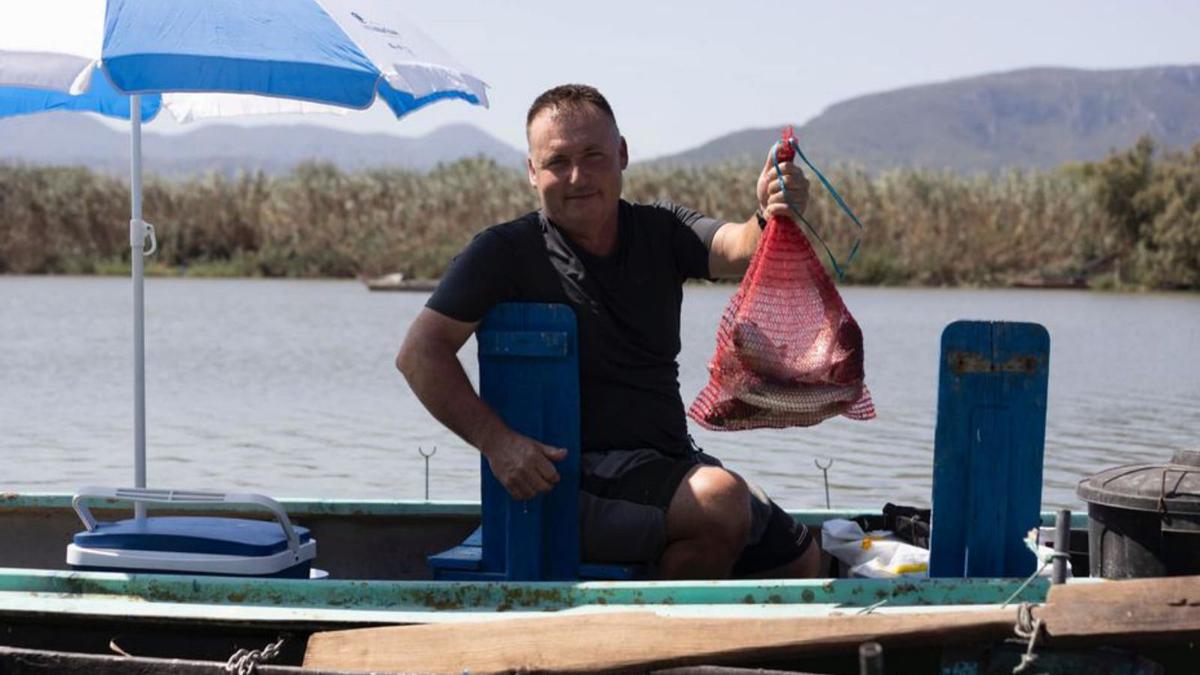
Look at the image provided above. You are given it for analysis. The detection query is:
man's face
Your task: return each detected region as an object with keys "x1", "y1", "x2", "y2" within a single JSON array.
[{"x1": 526, "y1": 103, "x2": 628, "y2": 235}]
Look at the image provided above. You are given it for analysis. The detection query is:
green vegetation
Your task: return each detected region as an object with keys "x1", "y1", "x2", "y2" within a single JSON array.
[{"x1": 1, "y1": 138, "x2": 1196, "y2": 289}]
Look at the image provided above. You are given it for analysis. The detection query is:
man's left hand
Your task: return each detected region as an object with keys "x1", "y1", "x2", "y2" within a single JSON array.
[{"x1": 756, "y1": 157, "x2": 810, "y2": 221}]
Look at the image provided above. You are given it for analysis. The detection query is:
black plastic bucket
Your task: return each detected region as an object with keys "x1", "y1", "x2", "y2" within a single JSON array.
[{"x1": 1076, "y1": 449, "x2": 1200, "y2": 578}]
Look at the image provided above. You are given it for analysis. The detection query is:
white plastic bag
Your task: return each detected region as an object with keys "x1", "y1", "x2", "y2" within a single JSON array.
[
  {"x1": 821, "y1": 519, "x2": 929, "y2": 579},
  {"x1": 1030, "y1": 527, "x2": 1074, "y2": 579}
]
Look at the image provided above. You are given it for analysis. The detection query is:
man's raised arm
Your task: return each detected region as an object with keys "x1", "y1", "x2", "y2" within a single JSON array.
[{"x1": 397, "y1": 308, "x2": 566, "y2": 500}]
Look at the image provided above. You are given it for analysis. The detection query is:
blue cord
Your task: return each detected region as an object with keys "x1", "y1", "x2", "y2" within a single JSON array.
[{"x1": 768, "y1": 139, "x2": 864, "y2": 279}]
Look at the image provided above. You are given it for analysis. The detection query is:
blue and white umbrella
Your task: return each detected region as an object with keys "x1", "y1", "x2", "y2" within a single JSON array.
[{"x1": 0, "y1": 0, "x2": 488, "y2": 508}]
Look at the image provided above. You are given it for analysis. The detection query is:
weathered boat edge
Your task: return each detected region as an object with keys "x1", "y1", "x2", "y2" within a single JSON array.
[
  {"x1": 0, "y1": 494, "x2": 1136, "y2": 672},
  {"x1": 0, "y1": 566, "x2": 1064, "y2": 619},
  {"x1": 0, "y1": 493, "x2": 482, "y2": 517},
  {"x1": 0, "y1": 492, "x2": 1093, "y2": 528},
  {"x1": 0, "y1": 492, "x2": 1092, "y2": 624}
]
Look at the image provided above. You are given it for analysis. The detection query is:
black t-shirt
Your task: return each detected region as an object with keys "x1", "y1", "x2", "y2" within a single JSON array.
[{"x1": 427, "y1": 200, "x2": 724, "y2": 457}]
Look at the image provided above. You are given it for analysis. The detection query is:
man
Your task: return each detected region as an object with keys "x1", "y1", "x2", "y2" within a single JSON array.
[{"x1": 397, "y1": 84, "x2": 817, "y2": 579}]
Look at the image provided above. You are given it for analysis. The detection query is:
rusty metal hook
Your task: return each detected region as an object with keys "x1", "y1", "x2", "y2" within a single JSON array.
[
  {"x1": 814, "y1": 457, "x2": 834, "y2": 509},
  {"x1": 418, "y1": 446, "x2": 437, "y2": 500}
]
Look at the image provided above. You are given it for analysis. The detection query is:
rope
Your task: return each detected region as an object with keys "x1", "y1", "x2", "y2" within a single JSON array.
[
  {"x1": 225, "y1": 636, "x2": 286, "y2": 675},
  {"x1": 1000, "y1": 559, "x2": 1049, "y2": 608},
  {"x1": 1011, "y1": 602, "x2": 1044, "y2": 674},
  {"x1": 1000, "y1": 550, "x2": 1068, "y2": 608},
  {"x1": 767, "y1": 138, "x2": 865, "y2": 279},
  {"x1": 856, "y1": 598, "x2": 888, "y2": 615}
]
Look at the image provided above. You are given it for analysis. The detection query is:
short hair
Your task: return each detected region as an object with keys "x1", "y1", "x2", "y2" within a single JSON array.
[{"x1": 526, "y1": 84, "x2": 618, "y2": 130}]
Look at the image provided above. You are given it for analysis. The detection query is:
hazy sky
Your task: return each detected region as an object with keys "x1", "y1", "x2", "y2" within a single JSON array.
[{"x1": 100, "y1": 1, "x2": 1200, "y2": 160}]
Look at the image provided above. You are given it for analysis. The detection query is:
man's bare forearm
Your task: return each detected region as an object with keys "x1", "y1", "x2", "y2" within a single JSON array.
[
  {"x1": 730, "y1": 216, "x2": 763, "y2": 265},
  {"x1": 397, "y1": 341, "x2": 508, "y2": 456},
  {"x1": 397, "y1": 308, "x2": 565, "y2": 500},
  {"x1": 709, "y1": 216, "x2": 762, "y2": 278}
]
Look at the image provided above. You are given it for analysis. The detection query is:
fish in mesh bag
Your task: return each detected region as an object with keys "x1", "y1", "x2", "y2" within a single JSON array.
[{"x1": 688, "y1": 129, "x2": 875, "y2": 430}]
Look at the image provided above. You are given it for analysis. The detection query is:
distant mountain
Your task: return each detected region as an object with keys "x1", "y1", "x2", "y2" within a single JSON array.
[
  {"x1": 0, "y1": 113, "x2": 526, "y2": 176},
  {"x1": 654, "y1": 66, "x2": 1200, "y2": 172},
  {"x1": 7, "y1": 66, "x2": 1198, "y2": 176}
]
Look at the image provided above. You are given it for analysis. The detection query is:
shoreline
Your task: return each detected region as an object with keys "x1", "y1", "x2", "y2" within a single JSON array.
[
  {"x1": 4, "y1": 142, "x2": 1197, "y2": 291},
  {"x1": 4, "y1": 270, "x2": 1196, "y2": 294}
]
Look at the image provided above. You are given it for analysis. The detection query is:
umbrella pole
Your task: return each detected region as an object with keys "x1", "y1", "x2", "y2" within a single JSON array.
[{"x1": 129, "y1": 95, "x2": 147, "y2": 522}]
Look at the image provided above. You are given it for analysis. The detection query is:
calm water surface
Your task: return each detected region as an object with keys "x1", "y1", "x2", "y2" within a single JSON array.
[{"x1": 1, "y1": 276, "x2": 1197, "y2": 509}]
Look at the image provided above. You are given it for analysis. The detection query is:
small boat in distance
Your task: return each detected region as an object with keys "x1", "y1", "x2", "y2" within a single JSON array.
[
  {"x1": 363, "y1": 272, "x2": 440, "y2": 292},
  {"x1": 1010, "y1": 274, "x2": 1090, "y2": 290}
]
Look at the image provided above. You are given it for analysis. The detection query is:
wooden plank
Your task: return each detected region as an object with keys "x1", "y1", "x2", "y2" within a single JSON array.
[
  {"x1": 1040, "y1": 601, "x2": 1200, "y2": 639},
  {"x1": 477, "y1": 330, "x2": 569, "y2": 357},
  {"x1": 994, "y1": 322, "x2": 1049, "y2": 577},
  {"x1": 1039, "y1": 577, "x2": 1200, "y2": 640},
  {"x1": 477, "y1": 303, "x2": 582, "y2": 582},
  {"x1": 930, "y1": 321, "x2": 1048, "y2": 578},
  {"x1": 1046, "y1": 576, "x2": 1200, "y2": 606},
  {"x1": 930, "y1": 321, "x2": 990, "y2": 577},
  {"x1": 966, "y1": 403, "x2": 1010, "y2": 575},
  {"x1": 303, "y1": 609, "x2": 1017, "y2": 674},
  {"x1": 0, "y1": 646, "x2": 344, "y2": 675}
]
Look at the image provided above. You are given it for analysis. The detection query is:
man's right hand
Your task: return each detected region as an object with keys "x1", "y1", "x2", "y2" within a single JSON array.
[{"x1": 482, "y1": 431, "x2": 568, "y2": 501}]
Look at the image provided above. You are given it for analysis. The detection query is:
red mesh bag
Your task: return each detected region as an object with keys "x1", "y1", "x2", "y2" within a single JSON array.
[{"x1": 688, "y1": 133, "x2": 875, "y2": 431}]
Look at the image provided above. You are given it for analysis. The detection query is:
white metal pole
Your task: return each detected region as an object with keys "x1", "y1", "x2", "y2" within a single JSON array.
[{"x1": 129, "y1": 94, "x2": 147, "y2": 522}]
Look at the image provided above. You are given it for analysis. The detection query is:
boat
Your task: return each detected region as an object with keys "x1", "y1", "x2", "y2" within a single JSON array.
[
  {"x1": 1, "y1": 305, "x2": 1194, "y2": 673},
  {"x1": 1009, "y1": 254, "x2": 1120, "y2": 290},
  {"x1": 362, "y1": 272, "x2": 440, "y2": 292},
  {"x1": 3, "y1": 315, "x2": 1198, "y2": 672},
  {"x1": 6, "y1": 492, "x2": 1196, "y2": 674},
  {"x1": 1010, "y1": 274, "x2": 1090, "y2": 290}
]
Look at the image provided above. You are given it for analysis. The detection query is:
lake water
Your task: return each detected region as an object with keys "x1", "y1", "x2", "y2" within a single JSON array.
[{"x1": 1, "y1": 276, "x2": 1197, "y2": 510}]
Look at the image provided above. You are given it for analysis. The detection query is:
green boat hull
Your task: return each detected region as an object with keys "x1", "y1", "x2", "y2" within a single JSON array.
[{"x1": 0, "y1": 493, "x2": 1099, "y2": 670}]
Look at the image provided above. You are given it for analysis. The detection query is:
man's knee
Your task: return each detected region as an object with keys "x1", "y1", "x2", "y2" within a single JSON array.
[
  {"x1": 667, "y1": 466, "x2": 752, "y2": 553},
  {"x1": 781, "y1": 540, "x2": 822, "y2": 578}
]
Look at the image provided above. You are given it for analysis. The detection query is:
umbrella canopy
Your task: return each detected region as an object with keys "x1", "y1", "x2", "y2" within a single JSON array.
[
  {"x1": 0, "y1": 0, "x2": 488, "y2": 120},
  {"x1": 0, "y1": 0, "x2": 488, "y2": 508}
]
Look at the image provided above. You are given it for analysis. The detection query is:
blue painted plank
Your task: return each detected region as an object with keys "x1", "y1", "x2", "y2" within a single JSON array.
[
  {"x1": 995, "y1": 322, "x2": 1050, "y2": 577},
  {"x1": 965, "y1": 405, "x2": 1009, "y2": 576},
  {"x1": 477, "y1": 331, "x2": 569, "y2": 358},
  {"x1": 426, "y1": 546, "x2": 483, "y2": 570},
  {"x1": 930, "y1": 321, "x2": 1049, "y2": 578},
  {"x1": 429, "y1": 303, "x2": 651, "y2": 581},
  {"x1": 461, "y1": 525, "x2": 483, "y2": 548},
  {"x1": 476, "y1": 304, "x2": 581, "y2": 581},
  {"x1": 579, "y1": 563, "x2": 640, "y2": 581},
  {"x1": 929, "y1": 321, "x2": 987, "y2": 577},
  {"x1": 427, "y1": 527, "x2": 484, "y2": 571}
]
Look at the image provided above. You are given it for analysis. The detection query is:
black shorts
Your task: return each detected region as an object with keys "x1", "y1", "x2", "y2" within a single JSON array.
[{"x1": 578, "y1": 448, "x2": 813, "y2": 576}]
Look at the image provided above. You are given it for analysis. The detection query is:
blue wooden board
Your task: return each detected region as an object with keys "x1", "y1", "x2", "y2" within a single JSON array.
[
  {"x1": 426, "y1": 303, "x2": 584, "y2": 582},
  {"x1": 929, "y1": 321, "x2": 1050, "y2": 578},
  {"x1": 428, "y1": 304, "x2": 661, "y2": 581}
]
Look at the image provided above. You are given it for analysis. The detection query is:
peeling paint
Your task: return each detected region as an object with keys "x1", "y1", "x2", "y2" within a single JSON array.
[
  {"x1": 949, "y1": 351, "x2": 1040, "y2": 374},
  {"x1": 0, "y1": 569, "x2": 1052, "y2": 614},
  {"x1": 0, "y1": 494, "x2": 1058, "y2": 622}
]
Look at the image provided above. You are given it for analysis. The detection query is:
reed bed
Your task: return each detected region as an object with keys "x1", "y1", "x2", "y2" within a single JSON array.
[{"x1": 1, "y1": 138, "x2": 1196, "y2": 289}]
